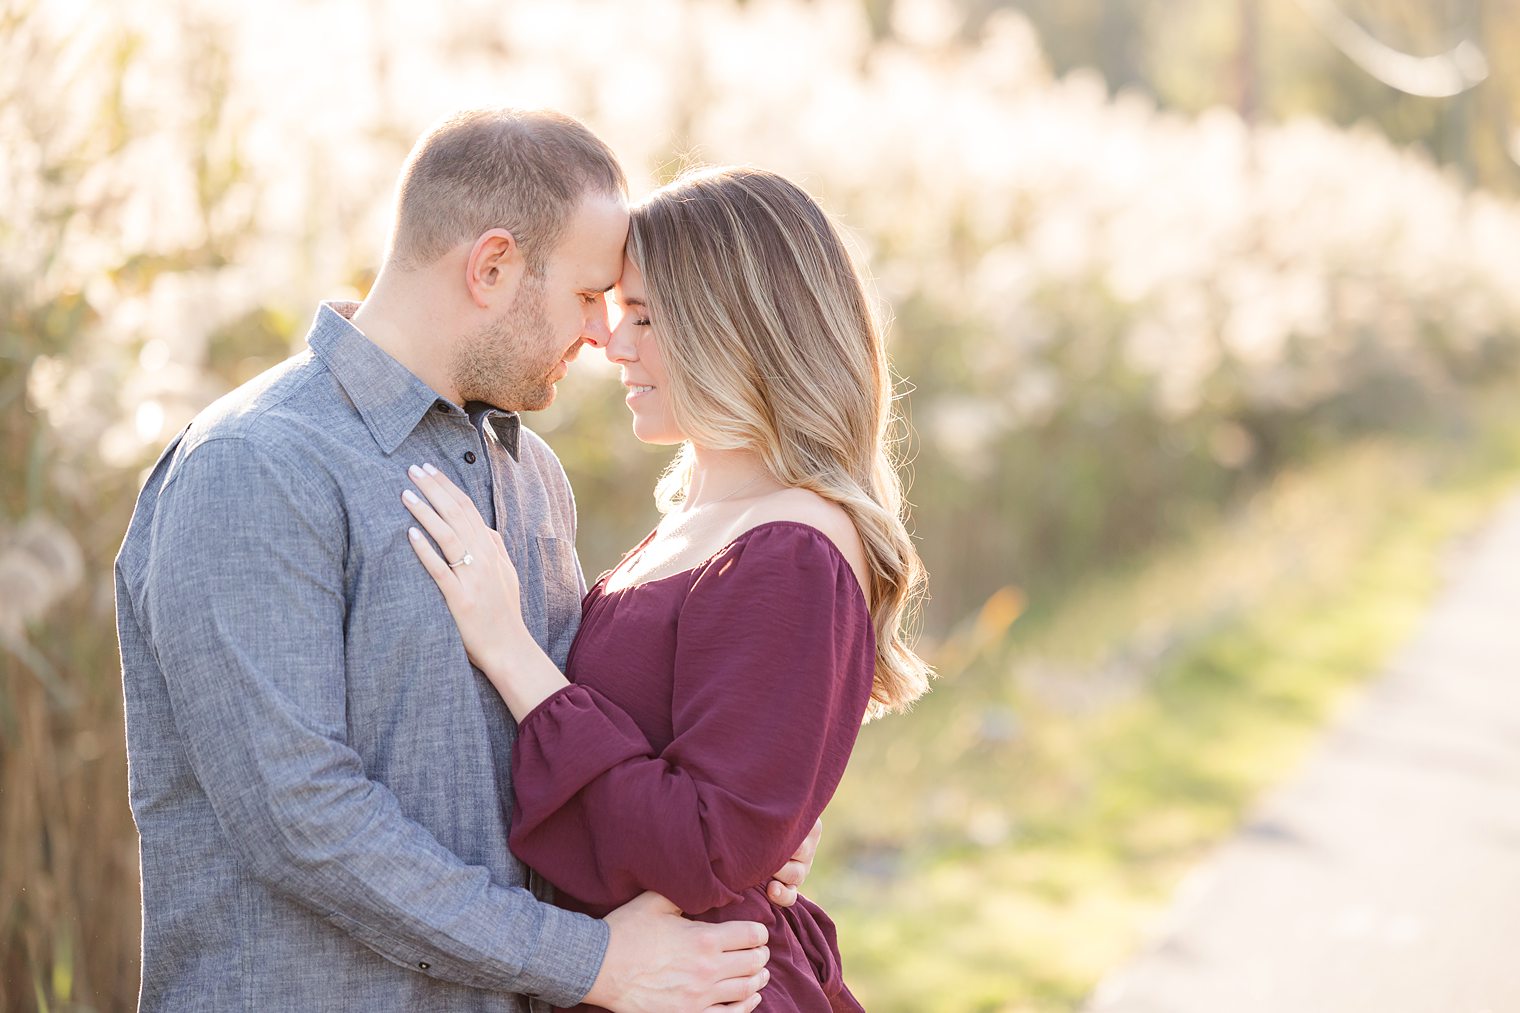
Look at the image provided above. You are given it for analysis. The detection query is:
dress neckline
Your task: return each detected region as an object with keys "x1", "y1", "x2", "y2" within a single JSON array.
[{"x1": 592, "y1": 520, "x2": 860, "y2": 600}]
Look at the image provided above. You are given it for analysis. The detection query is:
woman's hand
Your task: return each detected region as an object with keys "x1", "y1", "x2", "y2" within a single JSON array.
[
  {"x1": 402, "y1": 462, "x2": 568, "y2": 717},
  {"x1": 766, "y1": 817, "x2": 823, "y2": 908}
]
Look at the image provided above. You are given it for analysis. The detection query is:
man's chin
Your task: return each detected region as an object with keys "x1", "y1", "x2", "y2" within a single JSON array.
[{"x1": 516, "y1": 384, "x2": 555, "y2": 413}]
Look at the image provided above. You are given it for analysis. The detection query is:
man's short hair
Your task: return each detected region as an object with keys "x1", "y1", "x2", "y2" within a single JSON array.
[{"x1": 390, "y1": 108, "x2": 627, "y2": 273}]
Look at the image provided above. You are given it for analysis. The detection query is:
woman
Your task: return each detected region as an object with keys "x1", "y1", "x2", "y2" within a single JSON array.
[{"x1": 401, "y1": 167, "x2": 932, "y2": 1011}]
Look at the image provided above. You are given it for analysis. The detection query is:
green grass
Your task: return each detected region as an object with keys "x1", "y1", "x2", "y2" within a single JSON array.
[{"x1": 810, "y1": 395, "x2": 1520, "y2": 1012}]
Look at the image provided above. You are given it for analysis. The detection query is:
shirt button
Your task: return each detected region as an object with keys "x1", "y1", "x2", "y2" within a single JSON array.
[
  {"x1": 418, "y1": 961, "x2": 431, "y2": 970},
  {"x1": 463, "y1": 451, "x2": 477, "y2": 464}
]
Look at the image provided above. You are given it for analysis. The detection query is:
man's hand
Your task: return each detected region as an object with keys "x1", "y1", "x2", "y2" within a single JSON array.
[
  {"x1": 766, "y1": 816, "x2": 823, "y2": 908},
  {"x1": 585, "y1": 892, "x2": 770, "y2": 1013}
]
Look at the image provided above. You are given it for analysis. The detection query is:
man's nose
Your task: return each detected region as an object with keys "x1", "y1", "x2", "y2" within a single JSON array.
[{"x1": 582, "y1": 313, "x2": 611, "y2": 349}]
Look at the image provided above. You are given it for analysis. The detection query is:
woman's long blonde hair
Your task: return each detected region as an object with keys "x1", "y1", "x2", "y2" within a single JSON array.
[{"x1": 628, "y1": 166, "x2": 932, "y2": 717}]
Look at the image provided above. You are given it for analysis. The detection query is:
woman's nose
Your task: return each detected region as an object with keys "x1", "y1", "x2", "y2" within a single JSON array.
[{"x1": 604, "y1": 319, "x2": 637, "y2": 363}]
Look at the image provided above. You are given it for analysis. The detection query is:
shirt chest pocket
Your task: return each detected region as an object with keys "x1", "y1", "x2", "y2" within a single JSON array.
[{"x1": 531, "y1": 534, "x2": 582, "y2": 665}]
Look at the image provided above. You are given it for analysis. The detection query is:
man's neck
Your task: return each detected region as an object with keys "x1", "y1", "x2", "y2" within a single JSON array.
[{"x1": 350, "y1": 275, "x2": 460, "y2": 404}]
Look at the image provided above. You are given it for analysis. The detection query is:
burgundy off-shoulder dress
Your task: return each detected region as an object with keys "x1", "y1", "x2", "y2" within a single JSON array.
[{"x1": 509, "y1": 521, "x2": 875, "y2": 1012}]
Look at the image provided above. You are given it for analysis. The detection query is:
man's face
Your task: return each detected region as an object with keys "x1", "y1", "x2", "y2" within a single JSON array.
[{"x1": 452, "y1": 193, "x2": 629, "y2": 411}]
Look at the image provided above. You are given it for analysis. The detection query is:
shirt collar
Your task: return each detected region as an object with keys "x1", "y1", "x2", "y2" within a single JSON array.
[
  {"x1": 305, "y1": 301, "x2": 521, "y2": 460},
  {"x1": 467, "y1": 401, "x2": 523, "y2": 461}
]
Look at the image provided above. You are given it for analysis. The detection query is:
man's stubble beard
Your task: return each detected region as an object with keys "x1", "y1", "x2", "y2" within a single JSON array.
[{"x1": 451, "y1": 272, "x2": 562, "y2": 412}]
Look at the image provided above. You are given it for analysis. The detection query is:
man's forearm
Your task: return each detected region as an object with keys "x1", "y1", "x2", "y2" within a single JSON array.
[{"x1": 202, "y1": 740, "x2": 608, "y2": 1002}]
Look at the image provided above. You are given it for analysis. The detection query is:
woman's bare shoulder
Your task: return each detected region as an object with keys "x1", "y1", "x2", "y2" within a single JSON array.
[{"x1": 738, "y1": 488, "x2": 871, "y2": 601}]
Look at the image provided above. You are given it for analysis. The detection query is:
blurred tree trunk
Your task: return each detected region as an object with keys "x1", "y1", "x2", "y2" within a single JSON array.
[
  {"x1": 1099, "y1": 0, "x2": 1147, "y2": 93},
  {"x1": 1237, "y1": 0, "x2": 1261, "y2": 124}
]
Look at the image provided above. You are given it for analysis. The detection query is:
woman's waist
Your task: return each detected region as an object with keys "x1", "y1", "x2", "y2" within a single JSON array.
[{"x1": 561, "y1": 885, "x2": 847, "y2": 1001}]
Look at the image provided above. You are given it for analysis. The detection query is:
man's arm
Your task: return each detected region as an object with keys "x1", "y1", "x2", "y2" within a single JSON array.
[
  {"x1": 590, "y1": 893, "x2": 770, "y2": 1013},
  {"x1": 139, "y1": 436, "x2": 604, "y2": 1003}
]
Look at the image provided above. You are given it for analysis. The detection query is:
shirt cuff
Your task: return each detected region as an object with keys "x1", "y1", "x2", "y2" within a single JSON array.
[{"x1": 515, "y1": 898, "x2": 610, "y2": 1007}]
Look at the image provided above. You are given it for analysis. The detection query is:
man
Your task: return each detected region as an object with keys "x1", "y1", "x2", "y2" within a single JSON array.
[{"x1": 115, "y1": 108, "x2": 816, "y2": 1012}]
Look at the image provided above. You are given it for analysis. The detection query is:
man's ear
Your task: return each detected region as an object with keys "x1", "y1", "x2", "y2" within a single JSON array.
[{"x1": 464, "y1": 228, "x2": 526, "y2": 309}]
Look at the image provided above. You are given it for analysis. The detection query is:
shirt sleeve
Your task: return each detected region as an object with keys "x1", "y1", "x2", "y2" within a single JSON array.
[
  {"x1": 509, "y1": 523, "x2": 877, "y2": 915},
  {"x1": 138, "y1": 435, "x2": 606, "y2": 1005}
]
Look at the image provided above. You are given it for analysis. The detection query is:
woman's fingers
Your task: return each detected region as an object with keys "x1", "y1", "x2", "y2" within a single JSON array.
[
  {"x1": 407, "y1": 526, "x2": 457, "y2": 600},
  {"x1": 401, "y1": 487, "x2": 471, "y2": 567},
  {"x1": 418, "y1": 462, "x2": 480, "y2": 521},
  {"x1": 412, "y1": 463, "x2": 485, "y2": 536},
  {"x1": 770, "y1": 860, "x2": 806, "y2": 889},
  {"x1": 407, "y1": 464, "x2": 470, "y2": 531},
  {"x1": 410, "y1": 463, "x2": 523, "y2": 586},
  {"x1": 802, "y1": 816, "x2": 823, "y2": 852}
]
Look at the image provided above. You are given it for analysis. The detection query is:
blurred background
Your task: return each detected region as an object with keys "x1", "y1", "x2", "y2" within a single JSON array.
[{"x1": 5, "y1": 0, "x2": 1520, "y2": 1009}]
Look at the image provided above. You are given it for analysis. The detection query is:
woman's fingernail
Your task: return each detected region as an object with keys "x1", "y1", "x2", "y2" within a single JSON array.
[
  {"x1": 422, "y1": 462, "x2": 439, "y2": 476},
  {"x1": 403, "y1": 489, "x2": 420, "y2": 504},
  {"x1": 408, "y1": 464, "x2": 424, "y2": 479},
  {"x1": 408, "y1": 527, "x2": 422, "y2": 540}
]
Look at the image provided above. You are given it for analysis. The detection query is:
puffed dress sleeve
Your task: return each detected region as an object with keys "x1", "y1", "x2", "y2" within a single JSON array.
[{"x1": 508, "y1": 523, "x2": 876, "y2": 915}]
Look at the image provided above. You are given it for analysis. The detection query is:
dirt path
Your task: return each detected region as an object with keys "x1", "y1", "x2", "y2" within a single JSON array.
[{"x1": 1085, "y1": 492, "x2": 1520, "y2": 1013}]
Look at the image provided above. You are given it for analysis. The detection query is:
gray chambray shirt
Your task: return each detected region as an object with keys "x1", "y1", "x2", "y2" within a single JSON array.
[{"x1": 115, "y1": 302, "x2": 608, "y2": 1011}]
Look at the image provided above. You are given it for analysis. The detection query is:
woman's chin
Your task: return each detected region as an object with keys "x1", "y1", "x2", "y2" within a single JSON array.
[{"x1": 629, "y1": 419, "x2": 684, "y2": 446}]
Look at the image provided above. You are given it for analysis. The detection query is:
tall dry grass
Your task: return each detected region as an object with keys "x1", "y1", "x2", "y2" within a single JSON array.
[{"x1": 1, "y1": 654, "x2": 140, "y2": 1010}]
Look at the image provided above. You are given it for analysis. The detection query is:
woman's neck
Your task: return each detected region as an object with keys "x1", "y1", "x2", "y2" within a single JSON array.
[{"x1": 683, "y1": 446, "x2": 781, "y2": 510}]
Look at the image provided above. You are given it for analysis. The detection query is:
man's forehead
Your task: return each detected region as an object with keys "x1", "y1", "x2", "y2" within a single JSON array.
[
  {"x1": 551, "y1": 194, "x2": 627, "y2": 286},
  {"x1": 579, "y1": 195, "x2": 628, "y2": 243},
  {"x1": 575, "y1": 193, "x2": 629, "y2": 236}
]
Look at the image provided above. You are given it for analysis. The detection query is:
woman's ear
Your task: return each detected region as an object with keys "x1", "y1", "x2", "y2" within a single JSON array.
[{"x1": 464, "y1": 228, "x2": 526, "y2": 309}]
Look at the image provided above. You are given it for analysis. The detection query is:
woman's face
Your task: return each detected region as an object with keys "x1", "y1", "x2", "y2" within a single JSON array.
[{"x1": 607, "y1": 257, "x2": 684, "y2": 445}]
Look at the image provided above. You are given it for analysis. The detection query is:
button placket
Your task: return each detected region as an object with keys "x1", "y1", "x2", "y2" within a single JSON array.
[
  {"x1": 480, "y1": 423, "x2": 518, "y2": 567},
  {"x1": 461, "y1": 419, "x2": 496, "y2": 528}
]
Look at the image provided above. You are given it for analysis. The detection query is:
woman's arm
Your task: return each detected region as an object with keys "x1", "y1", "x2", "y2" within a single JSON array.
[
  {"x1": 402, "y1": 463, "x2": 568, "y2": 716},
  {"x1": 506, "y1": 524, "x2": 874, "y2": 913},
  {"x1": 401, "y1": 465, "x2": 844, "y2": 912}
]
